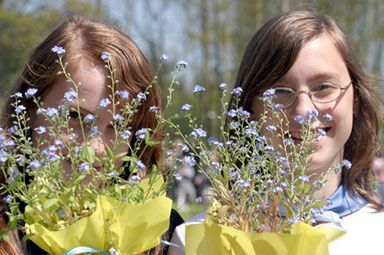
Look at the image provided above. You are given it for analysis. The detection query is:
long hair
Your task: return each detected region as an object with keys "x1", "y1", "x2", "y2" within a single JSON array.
[
  {"x1": 2, "y1": 16, "x2": 161, "y2": 173},
  {"x1": 231, "y1": 10, "x2": 382, "y2": 208},
  {"x1": 0, "y1": 17, "x2": 163, "y2": 254}
]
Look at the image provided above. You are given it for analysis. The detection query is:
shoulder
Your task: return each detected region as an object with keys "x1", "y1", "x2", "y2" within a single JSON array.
[
  {"x1": 328, "y1": 204, "x2": 384, "y2": 255},
  {"x1": 167, "y1": 211, "x2": 206, "y2": 255}
]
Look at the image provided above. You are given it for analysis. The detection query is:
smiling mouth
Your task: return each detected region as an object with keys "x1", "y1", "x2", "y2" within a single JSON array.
[{"x1": 285, "y1": 127, "x2": 332, "y2": 142}]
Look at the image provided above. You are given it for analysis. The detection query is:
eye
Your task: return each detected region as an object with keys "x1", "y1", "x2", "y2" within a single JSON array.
[{"x1": 311, "y1": 82, "x2": 337, "y2": 92}]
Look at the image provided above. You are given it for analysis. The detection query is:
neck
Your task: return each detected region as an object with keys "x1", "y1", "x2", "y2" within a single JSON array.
[{"x1": 313, "y1": 170, "x2": 342, "y2": 200}]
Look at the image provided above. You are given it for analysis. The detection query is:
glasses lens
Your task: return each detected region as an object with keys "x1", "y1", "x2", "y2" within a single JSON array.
[
  {"x1": 274, "y1": 88, "x2": 295, "y2": 108},
  {"x1": 311, "y1": 82, "x2": 340, "y2": 103}
]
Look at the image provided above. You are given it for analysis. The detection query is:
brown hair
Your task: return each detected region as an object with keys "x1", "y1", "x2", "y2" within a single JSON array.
[
  {"x1": 0, "y1": 17, "x2": 162, "y2": 254},
  {"x1": 231, "y1": 10, "x2": 382, "y2": 208}
]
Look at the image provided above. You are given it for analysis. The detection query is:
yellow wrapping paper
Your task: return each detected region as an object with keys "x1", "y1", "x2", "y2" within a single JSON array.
[
  {"x1": 186, "y1": 221, "x2": 344, "y2": 255},
  {"x1": 27, "y1": 177, "x2": 172, "y2": 255}
]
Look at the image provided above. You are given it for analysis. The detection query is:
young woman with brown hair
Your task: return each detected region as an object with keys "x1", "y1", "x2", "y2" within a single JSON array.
[
  {"x1": 170, "y1": 10, "x2": 384, "y2": 254},
  {"x1": 0, "y1": 17, "x2": 183, "y2": 255}
]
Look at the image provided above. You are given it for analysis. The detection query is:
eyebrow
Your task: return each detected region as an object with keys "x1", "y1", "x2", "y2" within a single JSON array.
[
  {"x1": 275, "y1": 72, "x2": 342, "y2": 85},
  {"x1": 67, "y1": 102, "x2": 93, "y2": 116}
]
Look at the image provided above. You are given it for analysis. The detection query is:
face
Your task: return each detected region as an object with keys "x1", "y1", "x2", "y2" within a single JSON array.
[
  {"x1": 31, "y1": 60, "x2": 128, "y2": 176},
  {"x1": 252, "y1": 35, "x2": 354, "y2": 175}
]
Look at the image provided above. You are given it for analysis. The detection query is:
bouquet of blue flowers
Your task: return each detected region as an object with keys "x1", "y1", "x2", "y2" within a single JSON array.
[
  {"x1": 0, "y1": 47, "x2": 177, "y2": 255},
  {"x1": 165, "y1": 83, "x2": 348, "y2": 254}
]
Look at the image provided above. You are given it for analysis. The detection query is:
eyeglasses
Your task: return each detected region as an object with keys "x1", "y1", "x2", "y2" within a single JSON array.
[{"x1": 260, "y1": 81, "x2": 352, "y2": 109}]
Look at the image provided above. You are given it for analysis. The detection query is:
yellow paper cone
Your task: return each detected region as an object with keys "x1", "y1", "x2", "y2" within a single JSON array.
[{"x1": 186, "y1": 222, "x2": 344, "y2": 255}]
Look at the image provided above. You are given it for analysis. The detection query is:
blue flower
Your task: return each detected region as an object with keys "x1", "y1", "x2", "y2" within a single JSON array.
[
  {"x1": 3, "y1": 195, "x2": 12, "y2": 203},
  {"x1": 306, "y1": 109, "x2": 319, "y2": 121},
  {"x1": 135, "y1": 160, "x2": 146, "y2": 171},
  {"x1": 129, "y1": 175, "x2": 140, "y2": 183},
  {"x1": 318, "y1": 128, "x2": 327, "y2": 137},
  {"x1": 180, "y1": 104, "x2": 192, "y2": 112},
  {"x1": 83, "y1": 114, "x2": 95, "y2": 124},
  {"x1": 135, "y1": 128, "x2": 148, "y2": 139},
  {"x1": 15, "y1": 105, "x2": 26, "y2": 115},
  {"x1": 264, "y1": 145, "x2": 274, "y2": 151},
  {"x1": 64, "y1": 89, "x2": 77, "y2": 102},
  {"x1": 8, "y1": 167, "x2": 20, "y2": 179},
  {"x1": 137, "y1": 92, "x2": 147, "y2": 101},
  {"x1": 229, "y1": 121, "x2": 239, "y2": 130},
  {"x1": 58, "y1": 209, "x2": 66, "y2": 219},
  {"x1": 176, "y1": 60, "x2": 188, "y2": 71},
  {"x1": 89, "y1": 127, "x2": 100, "y2": 137},
  {"x1": 287, "y1": 216, "x2": 299, "y2": 225},
  {"x1": 109, "y1": 248, "x2": 118, "y2": 255},
  {"x1": 0, "y1": 150, "x2": 7, "y2": 163},
  {"x1": 266, "y1": 125, "x2": 277, "y2": 132},
  {"x1": 120, "y1": 130, "x2": 131, "y2": 140},
  {"x1": 342, "y1": 159, "x2": 352, "y2": 169},
  {"x1": 191, "y1": 128, "x2": 206, "y2": 138},
  {"x1": 149, "y1": 106, "x2": 159, "y2": 112},
  {"x1": 245, "y1": 128, "x2": 258, "y2": 137},
  {"x1": 46, "y1": 108, "x2": 58, "y2": 117},
  {"x1": 195, "y1": 196, "x2": 203, "y2": 203},
  {"x1": 30, "y1": 159, "x2": 41, "y2": 170},
  {"x1": 226, "y1": 109, "x2": 237, "y2": 118},
  {"x1": 272, "y1": 186, "x2": 283, "y2": 193},
  {"x1": 113, "y1": 114, "x2": 122, "y2": 121},
  {"x1": 184, "y1": 156, "x2": 196, "y2": 167},
  {"x1": 79, "y1": 162, "x2": 90, "y2": 172},
  {"x1": 181, "y1": 144, "x2": 189, "y2": 152},
  {"x1": 298, "y1": 175, "x2": 309, "y2": 182},
  {"x1": 237, "y1": 108, "x2": 250, "y2": 118},
  {"x1": 208, "y1": 137, "x2": 219, "y2": 145},
  {"x1": 48, "y1": 153, "x2": 60, "y2": 162},
  {"x1": 231, "y1": 87, "x2": 243, "y2": 96},
  {"x1": 236, "y1": 179, "x2": 250, "y2": 188},
  {"x1": 173, "y1": 172, "x2": 183, "y2": 181},
  {"x1": 101, "y1": 52, "x2": 111, "y2": 60},
  {"x1": 219, "y1": 83, "x2": 227, "y2": 91},
  {"x1": 11, "y1": 92, "x2": 23, "y2": 98},
  {"x1": 277, "y1": 157, "x2": 289, "y2": 167},
  {"x1": 160, "y1": 54, "x2": 168, "y2": 63},
  {"x1": 272, "y1": 103, "x2": 283, "y2": 111},
  {"x1": 116, "y1": 90, "x2": 130, "y2": 100},
  {"x1": 98, "y1": 98, "x2": 111, "y2": 108},
  {"x1": 54, "y1": 140, "x2": 64, "y2": 148},
  {"x1": 25, "y1": 88, "x2": 38, "y2": 98},
  {"x1": 262, "y1": 89, "x2": 276, "y2": 102},
  {"x1": 294, "y1": 115, "x2": 306, "y2": 124},
  {"x1": 51, "y1": 45, "x2": 66, "y2": 55},
  {"x1": 193, "y1": 85, "x2": 206, "y2": 94},
  {"x1": 322, "y1": 113, "x2": 333, "y2": 123}
]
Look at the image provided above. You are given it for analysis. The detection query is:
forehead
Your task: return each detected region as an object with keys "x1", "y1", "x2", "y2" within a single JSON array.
[
  {"x1": 275, "y1": 35, "x2": 348, "y2": 84},
  {"x1": 41, "y1": 60, "x2": 110, "y2": 109}
]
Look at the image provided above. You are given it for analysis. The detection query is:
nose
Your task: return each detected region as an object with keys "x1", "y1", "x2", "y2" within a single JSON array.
[
  {"x1": 291, "y1": 91, "x2": 316, "y2": 117},
  {"x1": 89, "y1": 136, "x2": 107, "y2": 159}
]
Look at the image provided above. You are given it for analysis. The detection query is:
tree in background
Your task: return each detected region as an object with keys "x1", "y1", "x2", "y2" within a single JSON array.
[{"x1": 0, "y1": 0, "x2": 104, "y2": 107}]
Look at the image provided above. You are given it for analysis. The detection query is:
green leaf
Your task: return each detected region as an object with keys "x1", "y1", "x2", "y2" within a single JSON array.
[
  {"x1": 82, "y1": 143, "x2": 95, "y2": 164},
  {"x1": 44, "y1": 198, "x2": 60, "y2": 210}
]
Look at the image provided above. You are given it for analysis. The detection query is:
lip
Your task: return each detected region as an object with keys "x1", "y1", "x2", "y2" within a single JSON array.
[{"x1": 285, "y1": 126, "x2": 332, "y2": 141}]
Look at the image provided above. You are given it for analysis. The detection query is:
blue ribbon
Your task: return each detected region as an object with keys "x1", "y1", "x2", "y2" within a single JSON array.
[{"x1": 62, "y1": 246, "x2": 110, "y2": 255}]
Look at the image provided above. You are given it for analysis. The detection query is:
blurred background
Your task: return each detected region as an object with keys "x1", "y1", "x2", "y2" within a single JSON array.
[{"x1": 1, "y1": 0, "x2": 383, "y2": 217}]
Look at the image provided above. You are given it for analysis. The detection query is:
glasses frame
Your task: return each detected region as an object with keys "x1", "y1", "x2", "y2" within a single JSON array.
[{"x1": 261, "y1": 81, "x2": 353, "y2": 109}]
